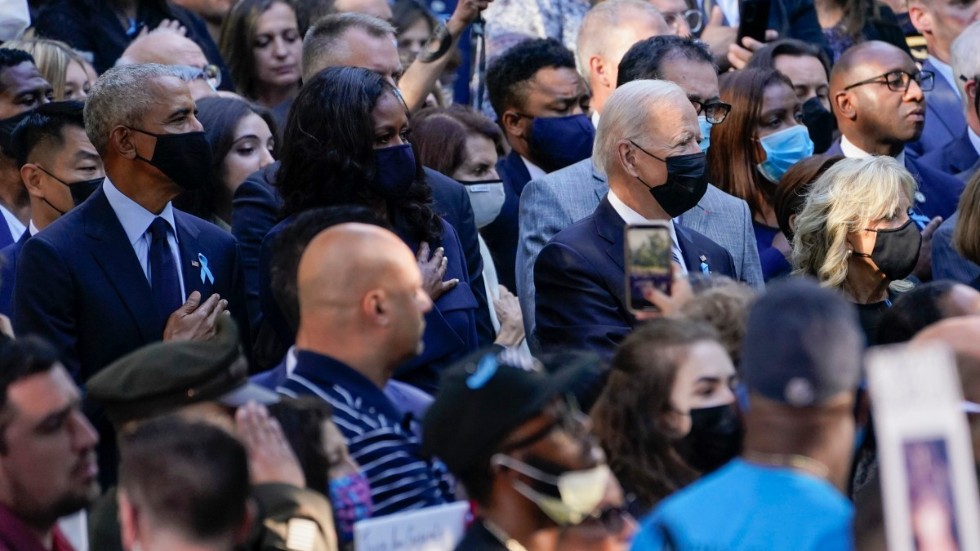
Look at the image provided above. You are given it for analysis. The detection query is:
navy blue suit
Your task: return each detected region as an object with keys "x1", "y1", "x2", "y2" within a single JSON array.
[
  {"x1": 826, "y1": 141, "x2": 964, "y2": 221},
  {"x1": 12, "y1": 187, "x2": 248, "y2": 383},
  {"x1": 233, "y1": 163, "x2": 491, "y2": 355},
  {"x1": 918, "y1": 128, "x2": 979, "y2": 182},
  {"x1": 534, "y1": 196, "x2": 736, "y2": 359},
  {"x1": 908, "y1": 59, "x2": 966, "y2": 157},
  {"x1": 483, "y1": 150, "x2": 531, "y2": 292},
  {"x1": 0, "y1": 230, "x2": 27, "y2": 317}
]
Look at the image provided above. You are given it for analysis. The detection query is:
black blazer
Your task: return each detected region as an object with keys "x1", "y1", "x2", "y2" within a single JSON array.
[
  {"x1": 483, "y1": 150, "x2": 532, "y2": 292},
  {"x1": 534, "y1": 196, "x2": 736, "y2": 359}
]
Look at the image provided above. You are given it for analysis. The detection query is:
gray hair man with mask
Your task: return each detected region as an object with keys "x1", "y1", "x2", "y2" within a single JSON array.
[{"x1": 533, "y1": 79, "x2": 736, "y2": 359}]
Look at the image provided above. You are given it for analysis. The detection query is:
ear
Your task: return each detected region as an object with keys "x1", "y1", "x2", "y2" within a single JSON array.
[
  {"x1": 111, "y1": 126, "x2": 138, "y2": 159},
  {"x1": 617, "y1": 140, "x2": 640, "y2": 178},
  {"x1": 117, "y1": 490, "x2": 141, "y2": 551},
  {"x1": 500, "y1": 110, "x2": 528, "y2": 141},
  {"x1": 19, "y1": 163, "x2": 45, "y2": 198},
  {"x1": 589, "y1": 55, "x2": 609, "y2": 89},
  {"x1": 361, "y1": 289, "x2": 389, "y2": 327},
  {"x1": 967, "y1": 79, "x2": 978, "y2": 106},
  {"x1": 234, "y1": 499, "x2": 258, "y2": 546},
  {"x1": 833, "y1": 90, "x2": 857, "y2": 122},
  {"x1": 908, "y1": 3, "x2": 932, "y2": 35},
  {"x1": 788, "y1": 213, "x2": 798, "y2": 233}
]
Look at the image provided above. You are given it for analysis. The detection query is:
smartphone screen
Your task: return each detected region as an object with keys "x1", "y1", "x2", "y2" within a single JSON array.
[
  {"x1": 737, "y1": 0, "x2": 771, "y2": 44},
  {"x1": 625, "y1": 223, "x2": 673, "y2": 313}
]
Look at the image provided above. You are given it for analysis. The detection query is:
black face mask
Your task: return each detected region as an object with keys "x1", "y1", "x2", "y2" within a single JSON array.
[
  {"x1": 631, "y1": 141, "x2": 709, "y2": 218},
  {"x1": 675, "y1": 403, "x2": 744, "y2": 473},
  {"x1": 801, "y1": 97, "x2": 836, "y2": 155},
  {"x1": 853, "y1": 218, "x2": 922, "y2": 281},
  {"x1": 130, "y1": 128, "x2": 212, "y2": 191},
  {"x1": 36, "y1": 166, "x2": 102, "y2": 214}
]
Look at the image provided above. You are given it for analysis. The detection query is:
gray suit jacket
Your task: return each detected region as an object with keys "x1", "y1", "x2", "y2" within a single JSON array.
[{"x1": 516, "y1": 158, "x2": 764, "y2": 338}]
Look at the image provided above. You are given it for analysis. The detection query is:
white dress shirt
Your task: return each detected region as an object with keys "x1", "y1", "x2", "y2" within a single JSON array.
[
  {"x1": 607, "y1": 189, "x2": 688, "y2": 275},
  {"x1": 840, "y1": 135, "x2": 906, "y2": 166},
  {"x1": 102, "y1": 178, "x2": 186, "y2": 299},
  {"x1": 0, "y1": 203, "x2": 24, "y2": 242},
  {"x1": 521, "y1": 156, "x2": 548, "y2": 181}
]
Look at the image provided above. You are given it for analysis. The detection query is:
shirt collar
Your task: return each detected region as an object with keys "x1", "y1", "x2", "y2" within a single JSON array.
[
  {"x1": 591, "y1": 110, "x2": 601, "y2": 129},
  {"x1": 520, "y1": 156, "x2": 548, "y2": 181},
  {"x1": 929, "y1": 55, "x2": 961, "y2": 99},
  {"x1": 291, "y1": 350, "x2": 402, "y2": 419},
  {"x1": 607, "y1": 189, "x2": 683, "y2": 259},
  {"x1": 102, "y1": 177, "x2": 178, "y2": 246},
  {"x1": 0, "y1": 204, "x2": 25, "y2": 241},
  {"x1": 28, "y1": 220, "x2": 39, "y2": 236},
  {"x1": 840, "y1": 135, "x2": 906, "y2": 165}
]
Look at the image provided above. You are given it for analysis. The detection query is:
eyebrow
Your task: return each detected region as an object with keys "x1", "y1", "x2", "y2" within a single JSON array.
[
  {"x1": 33, "y1": 399, "x2": 78, "y2": 433},
  {"x1": 74, "y1": 150, "x2": 101, "y2": 162},
  {"x1": 165, "y1": 107, "x2": 193, "y2": 122},
  {"x1": 232, "y1": 134, "x2": 261, "y2": 144}
]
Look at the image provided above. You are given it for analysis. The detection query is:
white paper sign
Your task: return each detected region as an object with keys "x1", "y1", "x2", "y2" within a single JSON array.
[
  {"x1": 867, "y1": 343, "x2": 980, "y2": 551},
  {"x1": 354, "y1": 501, "x2": 470, "y2": 551}
]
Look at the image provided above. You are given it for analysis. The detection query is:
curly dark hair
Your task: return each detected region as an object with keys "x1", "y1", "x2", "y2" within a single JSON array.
[
  {"x1": 590, "y1": 318, "x2": 719, "y2": 515},
  {"x1": 486, "y1": 38, "x2": 575, "y2": 118},
  {"x1": 275, "y1": 66, "x2": 441, "y2": 244}
]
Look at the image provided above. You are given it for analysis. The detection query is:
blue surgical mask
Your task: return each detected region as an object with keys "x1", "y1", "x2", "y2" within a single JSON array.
[
  {"x1": 526, "y1": 113, "x2": 595, "y2": 173},
  {"x1": 698, "y1": 115, "x2": 712, "y2": 153},
  {"x1": 371, "y1": 143, "x2": 417, "y2": 199},
  {"x1": 756, "y1": 124, "x2": 814, "y2": 183}
]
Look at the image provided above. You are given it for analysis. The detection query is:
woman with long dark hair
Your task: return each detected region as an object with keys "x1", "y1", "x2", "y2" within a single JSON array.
[{"x1": 271, "y1": 66, "x2": 479, "y2": 392}]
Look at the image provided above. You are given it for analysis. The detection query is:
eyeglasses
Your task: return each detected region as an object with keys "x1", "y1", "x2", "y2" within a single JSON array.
[
  {"x1": 843, "y1": 70, "x2": 935, "y2": 93},
  {"x1": 690, "y1": 99, "x2": 732, "y2": 124},
  {"x1": 201, "y1": 64, "x2": 222, "y2": 91},
  {"x1": 662, "y1": 9, "x2": 703, "y2": 33}
]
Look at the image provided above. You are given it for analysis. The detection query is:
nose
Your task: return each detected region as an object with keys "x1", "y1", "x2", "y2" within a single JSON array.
[
  {"x1": 719, "y1": 385, "x2": 737, "y2": 405},
  {"x1": 70, "y1": 410, "x2": 99, "y2": 450},
  {"x1": 189, "y1": 112, "x2": 204, "y2": 132},
  {"x1": 673, "y1": 16, "x2": 692, "y2": 37},
  {"x1": 905, "y1": 78, "x2": 924, "y2": 101},
  {"x1": 390, "y1": 134, "x2": 407, "y2": 147},
  {"x1": 273, "y1": 36, "x2": 288, "y2": 58},
  {"x1": 259, "y1": 146, "x2": 274, "y2": 168}
]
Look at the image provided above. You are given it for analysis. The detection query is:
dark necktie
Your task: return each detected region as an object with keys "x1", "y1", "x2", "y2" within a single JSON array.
[{"x1": 148, "y1": 217, "x2": 182, "y2": 330}]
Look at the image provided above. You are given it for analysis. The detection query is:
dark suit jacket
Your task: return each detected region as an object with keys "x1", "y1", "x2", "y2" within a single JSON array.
[
  {"x1": 33, "y1": 0, "x2": 232, "y2": 87},
  {"x1": 12, "y1": 187, "x2": 248, "y2": 383},
  {"x1": 534, "y1": 196, "x2": 736, "y2": 359},
  {"x1": 234, "y1": 162, "x2": 492, "y2": 362},
  {"x1": 908, "y1": 58, "x2": 966, "y2": 157},
  {"x1": 0, "y1": 230, "x2": 27, "y2": 317},
  {"x1": 484, "y1": 150, "x2": 531, "y2": 292},
  {"x1": 918, "y1": 128, "x2": 979, "y2": 182},
  {"x1": 826, "y1": 140, "x2": 964, "y2": 220}
]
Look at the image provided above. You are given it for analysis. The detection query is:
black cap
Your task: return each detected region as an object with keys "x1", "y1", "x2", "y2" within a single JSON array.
[
  {"x1": 86, "y1": 317, "x2": 278, "y2": 426},
  {"x1": 741, "y1": 278, "x2": 863, "y2": 407},
  {"x1": 422, "y1": 347, "x2": 599, "y2": 475}
]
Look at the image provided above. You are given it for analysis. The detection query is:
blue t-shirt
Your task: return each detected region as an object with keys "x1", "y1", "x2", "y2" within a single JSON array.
[{"x1": 631, "y1": 459, "x2": 854, "y2": 551}]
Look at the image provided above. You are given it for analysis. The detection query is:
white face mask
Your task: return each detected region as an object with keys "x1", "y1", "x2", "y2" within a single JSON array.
[
  {"x1": 491, "y1": 454, "x2": 611, "y2": 525},
  {"x1": 460, "y1": 179, "x2": 506, "y2": 228}
]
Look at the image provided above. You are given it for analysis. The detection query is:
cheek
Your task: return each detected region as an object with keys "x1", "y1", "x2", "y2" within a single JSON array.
[{"x1": 222, "y1": 154, "x2": 258, "y2": 189}]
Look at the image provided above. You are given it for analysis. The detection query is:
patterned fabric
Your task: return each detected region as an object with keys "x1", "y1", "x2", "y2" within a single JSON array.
[{"x1": 483, "y1": 0, "x2": 591, "y2": 58}]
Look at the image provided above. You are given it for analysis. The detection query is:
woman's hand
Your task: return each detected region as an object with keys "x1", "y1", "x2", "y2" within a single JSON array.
[
  {"x1": 493, "y1": 285, "x2": 525, "y2": 347},
  {"x1": 913, "y1": 216, "x2": 943, "y2": 282},
  {"x1": 417, "y1": 241, "x2": 458, "y2": 301}
]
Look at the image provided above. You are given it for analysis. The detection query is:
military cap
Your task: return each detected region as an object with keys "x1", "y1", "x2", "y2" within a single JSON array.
[{"x1": 87, "y1": 316, "x2": 278, "y2": 426}]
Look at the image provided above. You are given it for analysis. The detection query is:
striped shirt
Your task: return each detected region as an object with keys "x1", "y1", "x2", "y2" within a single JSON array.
[{"x1": 277, "y1": 350, "x2": 454, "y2": 517}]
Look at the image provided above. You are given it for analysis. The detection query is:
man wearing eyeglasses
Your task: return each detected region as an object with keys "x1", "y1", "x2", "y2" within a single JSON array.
[
  {"x1": 828, "y1": 40, "x2": 964, "y2": 224},
  {"x1": 115, "y1": 26, "x2": 232, "y2": 94},
  {"x1": 517, "y1": 35, "x2": 762, "y2": 347},
  {"x1": 424, "y1": 348, "x2": 632, "y2": 551}
]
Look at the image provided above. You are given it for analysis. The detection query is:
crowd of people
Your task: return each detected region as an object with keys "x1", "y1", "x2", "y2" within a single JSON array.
[{"x1": 0, "y1": 0, "x2": 978, "y2": 549}]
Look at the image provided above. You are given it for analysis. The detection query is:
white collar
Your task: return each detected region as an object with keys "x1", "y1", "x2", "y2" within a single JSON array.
[
  {"x1": 607, "y1": 189, "x2": 684, "y2": 270},
  {"x1": 102, "y1": 177, "x2": 179, "y2": 246},
  {"x1": 0, "y1": 204, "x2": 24, "y2": 241},
  {"x1": 929, "y1": 56, "x2": 961, "y2": 99},
  {"x1": 591, "y1": 110, "x2": 601, "y2": 129},
  {"x1": 840, "y1": 135, "x2": 906, "y2": 165},
  {"x1": 28, "y1": 220, "x2": 39, "y2": 236},
  {"x1": 520, "y1": 156, "x2": 548, "y2": 181}
]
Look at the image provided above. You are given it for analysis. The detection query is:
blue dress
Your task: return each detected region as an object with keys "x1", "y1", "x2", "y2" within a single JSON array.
[{"x1": 753, "y1": 221, "x2": 792, "y2": 282}]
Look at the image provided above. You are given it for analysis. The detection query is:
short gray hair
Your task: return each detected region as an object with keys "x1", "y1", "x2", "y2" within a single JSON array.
[
  {"x1": 302, "y1": 12, "x2": 395, "y2": 80},
  {"x1": 576, "y1": 0, "x2": 663, "y2": 78},
  {"x1": 84, "y1": 63, "x2": 185, "y2": 155},
  {"x1": 593, "y1": 79, "x2": 685, "y2": 175},
  {"x1": 952, "y1": 20, "x2": 980, "y2": 104}
]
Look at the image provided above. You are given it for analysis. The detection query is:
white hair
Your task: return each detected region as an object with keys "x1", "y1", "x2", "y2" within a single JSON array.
[
  {"x1": 592, "y1": 79, "x2": 686, "y2": 175},
  {"x1": 84, "y1": 63, "x2": 185, "y2": 155},
  {"x1": 952, "y1": 20, "x2": 980, "y2": 104},
  {"x1": 575, "y1": 0, "x2": 664, "y2": 78}
]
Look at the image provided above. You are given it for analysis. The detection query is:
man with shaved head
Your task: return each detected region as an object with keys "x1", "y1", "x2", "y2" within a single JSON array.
[
  {"x1": 116, "y1": 29, "x2": 221, "y2": 100},
  {"x1": 827, "y1": 40, "x2": 964, "y2": 222},
  {"x1": 277, "y1": 223, "x2": 453, "y2": 518}
]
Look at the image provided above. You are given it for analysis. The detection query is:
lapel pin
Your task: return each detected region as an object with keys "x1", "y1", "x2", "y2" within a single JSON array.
[
  {"x1": 198, "y1": 253, "x2": 215, "y2": 284},
  {"x1": 699, "y1": 254, "x2": 710, "y2": 275}
]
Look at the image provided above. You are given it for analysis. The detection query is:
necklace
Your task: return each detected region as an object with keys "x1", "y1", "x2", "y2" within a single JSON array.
[
  {"x1": 742, "y1": 451, "x2": 831, "y2": 479},
  {"x1": 483, "y1": 520, "x2": 530, "y2": 551}
]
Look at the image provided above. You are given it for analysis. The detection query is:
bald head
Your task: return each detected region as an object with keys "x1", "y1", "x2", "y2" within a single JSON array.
[
  {"x1": 118, "y1": 30, "x2": 209, "y2": 68},
  {"x1": 829, "y1": 41, "x2": 895, "y2": 92}
]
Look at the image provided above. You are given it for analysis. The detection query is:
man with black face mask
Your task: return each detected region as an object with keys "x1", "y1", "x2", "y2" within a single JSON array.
[
  {"x1": 534, "y1": 80, "x2": 735, "y2": 359},
  {"x1": 0, "y1": 48, "x2": 53, "y2": 250},
  {"x1": 484, "y1": 37, "x2": 593, "y2": 292},
  {"x1": 13, "y1": 63, "x2": 249, "y2": 385},
  {"x1": 424, "y1": 348, "x2": 625, "y2": 551},
  {"x1": 0, "y1": 101, "x2": 103, "y2": 318}
]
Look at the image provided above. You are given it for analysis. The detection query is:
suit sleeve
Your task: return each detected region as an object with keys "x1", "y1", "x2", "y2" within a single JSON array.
[
  {"x1": 534, "y1": 241, "x2": 629, "y2": 359},
  {"x1": 517, "y1": 178, "x2": 569, "y2": 340},
  {"x1": 13, "y1": 236, "x2": 81, "y2": 378},
  {"x1": 231, "y1": 175, "x2": 280, "y2": 333},
  {"x1": 735, "y1": 200, "x2": 765, "y2": 289}
]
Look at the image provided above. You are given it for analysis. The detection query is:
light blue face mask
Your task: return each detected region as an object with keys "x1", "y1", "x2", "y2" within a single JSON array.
[
  {"x1": 698, "y1": 115, "x2": 712, "y2": 153},
  {"x1": 756, "y1": 124, "x2": 814, "y2": 183}
]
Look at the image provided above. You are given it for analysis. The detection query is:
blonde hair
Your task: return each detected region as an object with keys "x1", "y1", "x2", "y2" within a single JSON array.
[
  {"x1": 1, "y1": 38, "x2": 85, "y2": 101},
  {"x1": 791, "y1": 156, "x2": 917, "y2": 288},
  {"x1": 954, "y1": 170, "x2": 980, "y2": 263}
]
